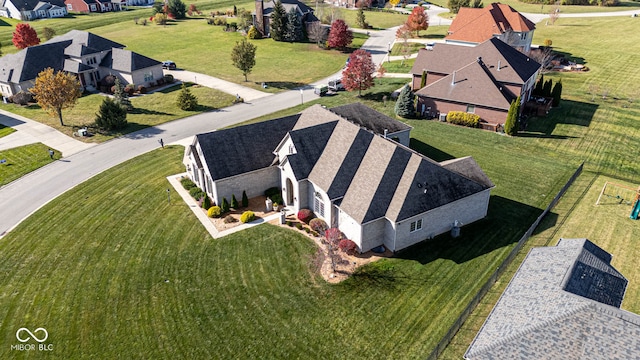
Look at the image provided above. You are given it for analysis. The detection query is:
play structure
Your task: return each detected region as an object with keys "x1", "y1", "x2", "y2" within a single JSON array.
[{"x1": 595, "y1": 181, "x2": 640, "y2": 220}]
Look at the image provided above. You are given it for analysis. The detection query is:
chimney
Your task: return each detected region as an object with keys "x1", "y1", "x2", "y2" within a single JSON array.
[
  {"x1": 383, "y1": 129, "x2": 388, "y2": 138},
  {"x1": 255, "y1": 0, "x2": 265, "y2": 36},
  {"x1": 497, "y1": 60, "x2": 501, "y2": 71},
  {"x1": 451, "y1": 71, "x2": 456, "y2": 85}
]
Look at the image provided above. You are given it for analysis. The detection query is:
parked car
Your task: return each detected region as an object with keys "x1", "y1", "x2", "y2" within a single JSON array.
[
  {"x1": 162, "y1": 61, "x2": 177, "y2": 70},
  {"x1": 328, "y1": 79, "x2": 345, "y2": 91}
]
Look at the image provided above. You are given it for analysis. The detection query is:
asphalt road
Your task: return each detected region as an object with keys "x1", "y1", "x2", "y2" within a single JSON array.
[{"x1": 0, "y1": 28, "x2": 398, "y2": 238}]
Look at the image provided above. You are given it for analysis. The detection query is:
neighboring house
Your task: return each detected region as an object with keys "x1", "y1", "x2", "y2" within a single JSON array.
[
  {"x1": 445, "y1": 3, "x2": 536, "y2": 53},
  {"x1": 0, "y1": 30, "x2": 163, "y2": 97},
  {"x1": 253, "y1": 0, "x2": 319, "y2": 37},
  {"x1": 185, "y1": 104, "x2": 494, "y2": 253},
  {"x1": 120, "y1": 0, "x2": 151, "y2": 5},
  {"x1": 465, "y1": 238, "x2": 640, "y2": 359},
  {"x1": 410, "y1": 38, "x2": 540, "y2": 129},
  {"x1": 64, "y1": 0, "x2": 121, "y2": 13},
  {"x1": 0, "y1": 0, "x2": 67, "y2": 20}
]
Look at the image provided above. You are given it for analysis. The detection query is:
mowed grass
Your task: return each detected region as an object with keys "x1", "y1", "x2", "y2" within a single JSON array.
[
  {"x1": 439, "y1": 172, "x2": 640, "y2": 359},
  {"x1": 0, "y1": 143, "x2": 58, "y2": 186},
  {"x1": 0, "y1": 123, "x2": 16, "y2": 138},
  {"x1": 0, "y1": 83, "x2": 235, "y2": 142},
  {"x1": 0, "y1": 120, "x2": 577, "y2": 358},
  {"x1": 424, "y1": 0, "x2": 640, "y2": 13}
]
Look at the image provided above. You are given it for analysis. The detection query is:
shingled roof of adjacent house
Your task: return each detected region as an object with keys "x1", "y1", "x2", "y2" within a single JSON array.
[
  {"x1": 3, "y1": 0, "x2": 64, "y2": 11},
  {"x1": 415, "y1": 59, "x2": 515, "y2": 110},
  {"x1": 196, "y1": 114, "x2": 300, "y2": 181},
  {"x1": 45, "y1": 29, "x2": 125, "y2": 52},
  {"x1": 101, "y1": 48, "x2": 162, "y2": 73},
  {"x1": 330, "y1": 103, "x2": 412, "y2": 134},
  {"x1": 411, "y1": 38, "x2": 541, "y2": 86},
  {"x1": 465, "y1": 238, "x2": 640, "y2": 359},
  {"x1": 0, "y1": 41, "x2": 69, "y2": 83},
  {"x1": 446, "y1": 3, "x2": 535, "y2": 44},
  {"x1": 262, "y1": 0, "x2": 315, "y2": 16}
]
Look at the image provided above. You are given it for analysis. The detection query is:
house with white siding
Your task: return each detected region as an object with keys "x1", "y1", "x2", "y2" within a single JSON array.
[
  {"x1": 0, "y1": 0, "x2": 67, "y2": 20},
  {"x1": 186, "y1": 104, "x2": 494, "y2": 253}
]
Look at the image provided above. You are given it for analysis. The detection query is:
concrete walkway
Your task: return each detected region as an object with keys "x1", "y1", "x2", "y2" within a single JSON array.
[
  {"x1": 163, "y1": 69, "x2": 271, "y2": 102},
  {"x1": 0, "y1": 109, "x2": 95, "y2": 156}
]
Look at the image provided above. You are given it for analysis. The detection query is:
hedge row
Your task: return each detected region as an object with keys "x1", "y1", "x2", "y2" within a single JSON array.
[{"x1": 446, "y1": 111, "x2": 480, "y2": 128}]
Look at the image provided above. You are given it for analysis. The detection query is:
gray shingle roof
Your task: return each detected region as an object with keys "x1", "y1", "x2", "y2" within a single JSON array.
[
  {"x1": 100, "y1": 48, "x2": 162, "y2": 73},
  {"x1": 196, "y1": 114, "x2": 300, "y2": 180},
  {"x1": 5, "y1": 0, "x2": 64, "y2": 10},
  {"x1": 440, "y1": 156, "x2": 495, "y2": 188},
  {"x1": 465, "y1": 238, "x2": 640, "y2": 360},
  {"x1": 330, "y1": 102, "x2": 412, "y2": 134},
  {"x1": 45, "y1": 29, "x2": 124, "y2": 51},
  {"x1": 286, "y1": 121, "x2": 337, "y2": 180},
  {"x1": 0, "y1": 41, "x2": 69, "y2": 83},
  {"x1": 411, "y1": 38, "x2": 540, "y2": 86}
]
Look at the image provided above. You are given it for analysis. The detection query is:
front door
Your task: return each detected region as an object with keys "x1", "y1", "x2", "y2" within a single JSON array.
[{"x1": 286, "y1": 178, "x2": 294, "y2": 206}]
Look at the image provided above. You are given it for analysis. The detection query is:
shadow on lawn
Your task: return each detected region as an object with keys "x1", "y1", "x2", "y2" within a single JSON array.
[
  {"x1": 410, "y1": 138, "x2": 455, "y2": 162},
  {"x1": 395, "y1": 195, "x2": 556, "y2": 265},
  {"x1": 258, "y1": 81, "x2": 306, "y2": 90},
  {"x1": 553, "y1": 50, "x2": 586, "y2": 65},
  {"x1": 523, "y1": 99, "x2": 598, "y2": 138}
]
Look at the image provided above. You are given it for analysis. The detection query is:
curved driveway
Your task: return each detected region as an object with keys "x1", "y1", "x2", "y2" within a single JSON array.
[{"x1": 0, "y1": 28, "x2": 398, "y2": 238}]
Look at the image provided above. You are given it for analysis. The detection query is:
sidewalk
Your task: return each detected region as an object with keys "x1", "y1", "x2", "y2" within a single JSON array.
[
  {"x1": 164, "y1": 69, "x2": 271, "y2": 102},
  {"x1": 0, "y1": 109, "x2": 95, "y2": 156}
]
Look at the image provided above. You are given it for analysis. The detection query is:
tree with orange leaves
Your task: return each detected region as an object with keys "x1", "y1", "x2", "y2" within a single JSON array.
[
  {"x1": 12, "y1": 23, "x2": 40, "y2": 49},
  {"x1": 30, "y1": 68, "x2": 82, "y2": 126},
  {"x1": 406, "y1": 6, "x2": 429, "y2": 37}
]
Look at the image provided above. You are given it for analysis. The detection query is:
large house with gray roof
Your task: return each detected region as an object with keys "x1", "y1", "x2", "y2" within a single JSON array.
[
  {"x1": 0, "y1": 30, "x2": 163, "y2": 97},
  {"x1": 465, "y1": 238, "x2": 640, "y2": 359},
  {"x1": 253, "y1": 0, "x2": 318, "y2": 38},
  {"x1": 410, "y1": 37, "x2": 540, "y2": 130},
  {"x1": 0, "y1": 0, "x2": 67, "y2": 20},
  {"x1": 185, "y1": 104, "x2": 494, "y2": 253}
]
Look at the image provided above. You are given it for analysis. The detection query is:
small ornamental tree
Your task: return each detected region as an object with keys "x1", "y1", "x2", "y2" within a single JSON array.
[
  {"x1": 308, "y1": 22, "x2": 327, "y2": 47},
  {"x1": 30, "y1": 68, "x2": 82, "y2": 126},
  {"x1": 231, "y1": 38, "x2": 257, "y2": 82},
  {"x1": 41, "y1": 27, "x2": 56, "y2": 41},
  {"x1": 376, "y1": 64, "x2": 387, "y2": 84},
  {"x1": 241, "y1": 190, "x2": 249, "y2": 207},
  {"x1": 504, "y1": 96, "x2": 521, "y2": 136},
  {"x1": 231, "y1": 194, "x2": 239, "y2": 209},
  {"x1": 356, "y1": 8, "x2": 367, "y2": 29},
  {"x1": 221, "y1": 197, "x2": 230, "y2": 213},
  {"x1": 395, "y1": 85, "x2": 415, "y2": 118},
  {"x1": 551, "y1": 79, "x2": 562, "y2": 107},
  {"x1": 113, "y1": 78, "x2": 132, "y2": 111},
  {"x1": 406, "y1": 6, "x2": 429, "y2": 37},
  {"x1": 176, "y1": 83, "x2": 198, "y2": 110},
  {"x1": 95, "y1": 97, "x2": 128, "y2": 130},
  {"x1": 342, "y1": 49, "x2": 375, "y2": 96},
  {"x1": 269, "y1": 0, "x2": 286, "y2": 41},
  {"x1": 327, "y1": 19, "x2": 353, "y2": 50},
  {"x1": 12, "y1": 23, "x2": 40, "y2": 49}
]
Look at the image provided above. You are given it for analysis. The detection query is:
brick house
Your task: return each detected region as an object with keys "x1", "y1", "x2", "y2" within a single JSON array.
[{"x1": 64, "y1": 0, "x2": 122, "y2": 13}]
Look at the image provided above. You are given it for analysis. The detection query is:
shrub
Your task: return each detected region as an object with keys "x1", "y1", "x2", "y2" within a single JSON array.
[
  {"x1": 240, "y1": 211, "x2": 255, "y2": 223},
  {"x1": 208, "y1": 206, "x2": 221, "y2": 218},
  {"x1": 101, "y1": 75, "x2": 116, "y2": 88},
  {"x1": 224, "y1": 215, "x2": 238, "y2": 223},
  {"x1": 137, "y1": 85, "x2": 147, "y2": 94},
  {"x1": 296, "y1": 223, "x2": 303, "y2": 230},
  {"x1": 297, "y1": 209, "x2": 314, "y2": 224},
  {"x1": 241, "y1": 190, "x2": 249, "y2": 208},
  {"x1": 202, "y1": 195, "x2": 212, "y2": 209},
  {"x1": 11, "y1": 91, "x2": 33, "y2": 105},
  {"x1": 95, "y1": 97, "x2": 127, "y2": 130},
  {"x1": 231, "y1": 194, "x2": 239, "y2": 209},
  {"x1": 304, "y1": 227, "x2": 310, "y2": 233},
  {"x1": 189, "y1": 187, "x2": 205, "y2": 200},
  {"x1": 247, "y1": 25, "x2": 261, "y2": 39},
  {"x1": 338, "y1": 239, "x2": 358, "y2": 254},
  {"x1": 264, "y1": 187, "x2": 283, "y2": 205},
  {"x1": 309, "y1": 218, "x2": 328, "y2": 233},
  {"x1": 154, "y1": 13, "x2": 168, "y2": 25},
  {"x1": 176, "y1": 83, "x2": 198, "y2": 111},
  {"x1": 164, "y1": 74, "x2": 174, "y2": 83},
  {"x1": 180, "y1": 177, "x2": 196, "y2": 190},
  {"x1": 213, "y1": 16, "x2": 227, "y2": 25},
  {"x1": 544, "y1": 39, "x2": 552, "y2": 47},
  {"x1": 286, "y1": 221, "x2": 292, "y2": 227},
  {"x1": 124, "y1": 84, "x2": 135, "y2": 96},
  {"x1": 446, "y1": 111, "x2": 480, "y2": 128},
  {"x1": 221, "y1": 197, "x2": 230, "y2": 213}
]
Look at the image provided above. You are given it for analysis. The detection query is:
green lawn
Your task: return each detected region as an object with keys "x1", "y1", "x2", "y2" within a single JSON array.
[
  {"x1": 423, "y1": 0, "x2": 640, "y2": 13},
  {"x1": 383, "y1": 58, "x2": 416, "y2": 72},
  {"x1": 438, "y1": 172, "x2": 640, "y2": 360},
  {"x1": 0, "y1": 143, "x2": 58, "y2": 186},
  {"x1": 0, "y1": 123, "x2": 15, "y2": 138},
  {"x1": 338, "y1": 7, "x2": 409, "y2": 29},
  {"x1": 0, "y1": 83, "x2": 235, "y2": 143}
]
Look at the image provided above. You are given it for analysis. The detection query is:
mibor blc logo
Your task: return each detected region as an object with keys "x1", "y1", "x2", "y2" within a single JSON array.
[{"x1": 11, "y1": 327, "x2": 53, "y2": 352}]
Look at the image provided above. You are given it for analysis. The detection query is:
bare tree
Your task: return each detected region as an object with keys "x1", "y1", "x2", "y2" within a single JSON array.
[
  {"x1": 588, "y1": 84, "x2": 599, "y2": 102},
  {"x1": 529, "y1": 47, "x2": 554, "y2": 74},
  {"x1": 308, "y1": 22, "x2": 328, "y2": 47},
  {"x1": 549, "y1": 1, "x2": 560, "y2": 25}
]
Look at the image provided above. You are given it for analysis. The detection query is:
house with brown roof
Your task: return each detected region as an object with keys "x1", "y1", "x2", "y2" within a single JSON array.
[
  {"x1": 410, "y1": 38, "x2": 541, "y2": 129},
  {"x1": 446, "y1": 3, "x2": 536, "y2": 53},
  {"x1": 185, "y1": 104, "x2": 494, "y2": 253},
  {"x1": 465, "y1": 238, "x2": 640, "y2": 359},
  {"x1": 64, "y1": 0, "x2": 122, "y2": 13},
  {"x1": 0, "y1": 30, "x2": 163, "y2": 97}
]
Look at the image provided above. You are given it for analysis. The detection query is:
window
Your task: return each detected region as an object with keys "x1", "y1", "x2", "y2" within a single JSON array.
[
  {"x1": 288, "y1": 144, "x2": 295, "y2": 155},
  {"x1": 144, "y1": 72, "x2": 153, "y2": 82},
  {"x1": 410, "y1": 219, "x2": 422, "y2": 233},
  {"x1": 90, "y1": 4, "x2": 96, "y2": 11},
  {"x1": 520, "y1": 32, "x2": 527, "y2": 40},
  {"x1": 466, "y1": 104, "x2": 475, "y2": 114},
  {"x1": 314, "y1": 192, "x2": 325, "y2": 217}
]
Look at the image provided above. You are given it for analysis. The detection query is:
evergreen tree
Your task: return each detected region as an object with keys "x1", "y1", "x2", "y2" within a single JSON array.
[
  {"x1": 241, "y1": 190, "x2": 249, "y2": 208},
  {"x1": 356, "y1": 8, "x2": 367, "y2": 29},
  {"x1": 533, "y1": 74, "x2": 544, "y2": 96},
  {"x1": 543, "y1": 78, "x2": 553, "y2": 97},
  {"x1": 176, "y1": 83, "x2": 198, "y2": 110},
  {"x1": 284, "y1": 8, "x2": 302, "y2": 42},
  {"x1": 95, "y1": 97, "x2": 128, "y2": 130},
  {"x1": 269, "y1": 0, "x2": 286, "y2": 41},
  {"x1": 202, "y1": 196, "x2": 212, "y2": 209},
  {"x1": 231, "y1": 194, "x2": 239, "y2": 209},
  {"x1": 168, "y1": 0, "x2": 186, "y2": 19},
  {"x1": 504, "y1": 96, "x2": 520, "y2": 136},
  {"x1": 221, "y1": 197, "x2": 230, "y2": 213},
  {"x1": 420, "y1": 71, "x2": 427, "y2": 89},
  {"x1": 551, "y1": 79, "x2": 562, "y2": 107},
  {"x1": 113, "y1": 78, "x2": 132, "y2": 111},
  {"x1": 394, "y1": 85, "x2": 415, "y2": 118}
]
